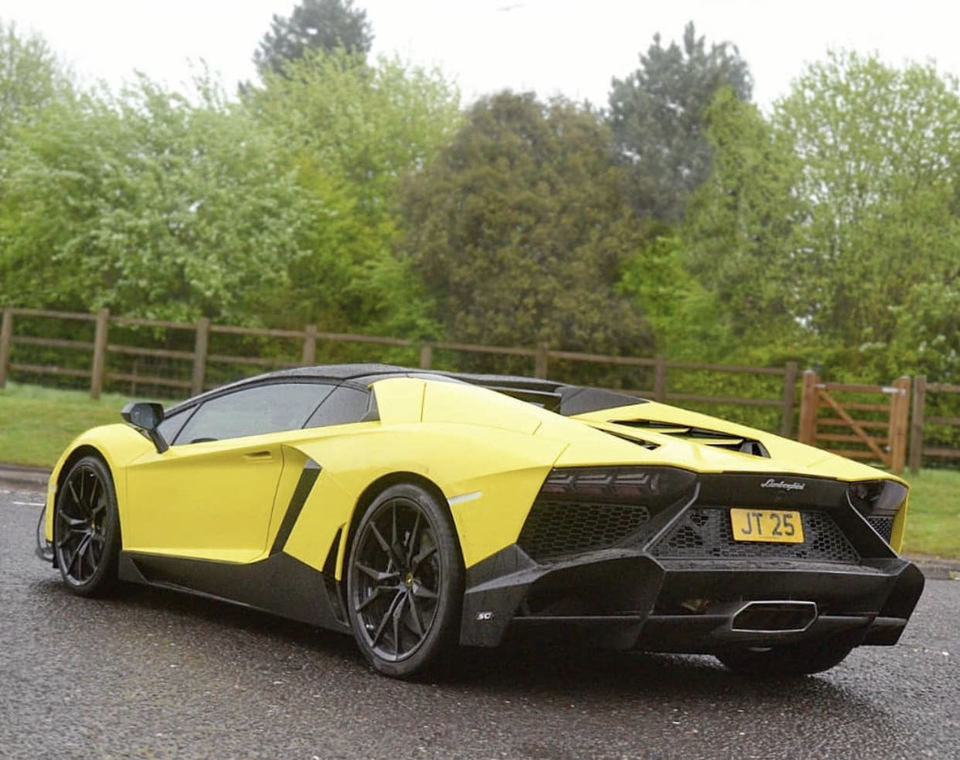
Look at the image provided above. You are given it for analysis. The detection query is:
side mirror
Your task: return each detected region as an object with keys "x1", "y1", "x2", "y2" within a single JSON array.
[{"x1": 121, "y1": 402, "x2": 169, "y2": 453}]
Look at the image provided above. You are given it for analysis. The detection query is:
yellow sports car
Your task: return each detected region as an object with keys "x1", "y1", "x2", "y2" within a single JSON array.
[{"x1": 39, "y1": 365, "x2": 923, "y2": 679}]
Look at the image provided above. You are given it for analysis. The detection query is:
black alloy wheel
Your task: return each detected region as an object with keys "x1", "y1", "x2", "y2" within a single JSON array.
[
  {"x1": 347, "y1": 483, "x2": 463, "y2": 678},
  {"x1": 54, "y1": 456, "x2": 121, "y2": 596}
]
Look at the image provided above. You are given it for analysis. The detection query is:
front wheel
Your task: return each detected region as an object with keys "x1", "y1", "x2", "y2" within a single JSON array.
[
  {"x1": 346, "y1": 483, "x2": 464, "y2": 679},
  {"x1": 53, "y1": 456, "x2": 121, "y2": 597},
  {"x1": 716, "y1": 637, "x2": 855, "y2": 678}
]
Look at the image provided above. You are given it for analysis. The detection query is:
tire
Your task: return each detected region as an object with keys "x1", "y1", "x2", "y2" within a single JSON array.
[
  {"x1": 346, "y1": 483, "x2": 464, "y2": 679},
  {"x1": 716, "y1": 637, "x2": 855, "y2": 678},
  {"x1": 53, "y1": 456, "x2": 121, "y2": 597}
]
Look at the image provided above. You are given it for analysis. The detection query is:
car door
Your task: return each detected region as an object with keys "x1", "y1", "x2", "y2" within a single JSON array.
[{"x1": 123, "y1": 381, "x2": 334, "y2": 561}]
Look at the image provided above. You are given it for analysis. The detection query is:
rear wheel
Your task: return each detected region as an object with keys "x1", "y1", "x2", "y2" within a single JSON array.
[
  {"x1": 716, "y1": 637, "x2": 855, "y2": 678},
  {"x1": 53, "y1": 456, "x2": 121, "y2": 597},
  {"x1": 346, "y1": 483, "x2": 463, "y2": 679}
]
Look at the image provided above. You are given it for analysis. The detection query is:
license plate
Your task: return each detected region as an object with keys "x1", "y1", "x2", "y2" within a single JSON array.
[{"x1": 730, "y1": 509, "x2": 804, "y2": 543}]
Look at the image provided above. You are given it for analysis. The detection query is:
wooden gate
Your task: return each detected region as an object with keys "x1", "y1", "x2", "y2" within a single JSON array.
[{"x1": 797, "y1": 371, "x2": 910, "y2": 474}]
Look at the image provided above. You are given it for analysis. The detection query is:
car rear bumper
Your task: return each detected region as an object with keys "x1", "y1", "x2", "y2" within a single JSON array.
[{"x1": 459, "y1": 546, "x2": 924, "y2": 652}]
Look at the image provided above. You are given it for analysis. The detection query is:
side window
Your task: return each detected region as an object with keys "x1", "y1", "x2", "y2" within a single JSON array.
[
  {"x1": 157, "y1": 407, "x2": 193, "y2": 445},
  {"x1": 174, "y1": 383, "x2": 333, "y2": 445},
  {"x1": 303, "y1": 385, "x2": 375, "y2": 428}
]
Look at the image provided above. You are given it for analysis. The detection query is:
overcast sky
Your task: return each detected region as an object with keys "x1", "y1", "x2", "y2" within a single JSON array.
[{"x1": 3, "y1": 1, "x2": 959, "y2": 108}]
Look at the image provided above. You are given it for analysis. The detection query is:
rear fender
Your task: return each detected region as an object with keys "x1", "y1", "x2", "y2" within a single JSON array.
[{"x1": 279, "y1": 424, "x2": 564, "y2": 576}]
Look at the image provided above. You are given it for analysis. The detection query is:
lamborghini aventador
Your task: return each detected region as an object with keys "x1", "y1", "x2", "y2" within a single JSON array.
[{"x1": 38, "y1": 364, "x2": 924, "y2": 679}]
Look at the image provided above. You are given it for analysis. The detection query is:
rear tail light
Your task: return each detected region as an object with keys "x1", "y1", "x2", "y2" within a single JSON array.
[
  {"x1": 846, "y1": 480, "x2": 908, "y2": 517},
  {"x1": 518, "y1": 466, "x2": 698, "y2": 561},
  {"x1": 847, "y1": 480, "x2": 907, "y2": 545},
  {"x1": 538, "y1": 466, "x2": 698, "y2": 509}
]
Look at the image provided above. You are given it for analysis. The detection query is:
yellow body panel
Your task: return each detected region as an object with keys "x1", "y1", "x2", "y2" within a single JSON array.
[
  {"x1": 422, "y1": 378, "x2": 543, "y2": 435},
  {"x1": 373, "y1": 377, "x2": 425, "y2": 424},
  {"x1": 44, "y1": 424, "x2": 154, "y2": 544},
  {"x1": 285, "y1": 422, "x2": 563, "y2": 572},
  {"x1": 123, "y1": 435, "x2": 285, "y2": 561}
]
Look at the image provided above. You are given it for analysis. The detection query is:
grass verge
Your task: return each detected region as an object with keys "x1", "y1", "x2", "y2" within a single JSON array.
[
  {"x1": 901, "y1": 468, "x2": 960, "y2": 559},
  {"x1": 0, "y1": 382, "x2": 141, "y2": 468},
  {"x1": 1, "y1": 381, "x2": 957, "y2": 558}
]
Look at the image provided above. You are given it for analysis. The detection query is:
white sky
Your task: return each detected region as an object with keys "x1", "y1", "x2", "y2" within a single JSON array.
[{"x1": 2, "y1": 0, "x2": 959, "y2": 108}]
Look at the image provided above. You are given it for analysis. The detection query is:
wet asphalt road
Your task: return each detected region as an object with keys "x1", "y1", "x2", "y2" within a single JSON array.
[{"x1": 1, "y1": 483, "x2": 958, "y2": 760}]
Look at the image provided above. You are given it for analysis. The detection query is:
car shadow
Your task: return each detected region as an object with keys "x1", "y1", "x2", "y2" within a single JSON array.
[
  {"x1": 34, "y1": 575, "x2": 361, "y2": 661},
  {"x1": 34, "y1": 575, "x2": 890, "y2": 719}
]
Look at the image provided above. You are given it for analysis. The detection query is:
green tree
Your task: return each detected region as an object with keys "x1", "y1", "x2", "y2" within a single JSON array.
[
  {"x1": 683, "y1": 87, "x2": 805, "y2": 354},
  {"x1": 250, "y1": 51, "x2": 460, "y2": 207},
  {"x1": 683, "y1": 53, "x2": 960, "y2": 380},
  {"x1": 0, "y1": 75, "x2": 357, "y2": 327},
  {"x1": 254, "y1": 0, "x2": 372, "y2": 77},
  {"x1": 890, "y1": 276, "x2": 960, "y2": 381},
  {"x1": 618, "y1": 227, "x2": 735, "y2": 362},
  {"x1": 608, "y1": 21, "x2": 752, "y2": 222},
  {"x1": 773, "y1": 51, "x2": 960, "y2": 376},
  {"x1": 0, "y1": 19, "x2": 71, "y2": 143},
  {"x1": 399, "y1": 91, "x2": 653, "y2": 361},
  {"x1": 248, "y1": 51, "x2": 461, "y2": 334}
]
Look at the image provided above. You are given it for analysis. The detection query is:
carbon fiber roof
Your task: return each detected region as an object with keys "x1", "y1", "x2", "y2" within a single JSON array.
[{"x1": 165, "y1": 364, "x2": 646, "y2": 417}]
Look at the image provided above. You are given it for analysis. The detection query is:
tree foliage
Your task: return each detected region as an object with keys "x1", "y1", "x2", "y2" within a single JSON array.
[
  {"x1": 683, "y1": 52, "x2": 960, "y2": 380},
  {"x1": 254, "y1": 0, "x2": 372, "y2": 77},
  {"x1": 249, "y1": 50, "x2": 461, "y2": 219},
  {"x1": 683, "y1": 88, "x2": 805, "y2": 352},
  {"x1": 399, "y1": 92, "x2": 653, "y2": 358},
  {"x1": 0, "y1": 77, "x2": 312, "y2": 324},
  {"x1": 247, "y1": 51, "x2": 462, "y2": 334},
  {"x1": 0, "y1": 19, "x2": 71, "y2": 144},
  {"x1": 0, "y1": 49, "x2": 460, "y2": 335},
  {"x1": 773, "y1": 52, "x2": 960, "y2": 371},
  {"x1": 608, "y1": 22, "x2": 752, "y2": 222}
]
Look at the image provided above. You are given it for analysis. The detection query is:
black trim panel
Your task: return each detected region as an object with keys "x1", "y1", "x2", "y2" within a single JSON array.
[
  {"x1": 457, "y1": 542, "x2": 924, "y2": 651},
  {"x1": 118, "y1": 550, "x2": 349, "y2": 632},
  {"x1": 270, "y1": 460, "x2": 321, "y2": 555}
]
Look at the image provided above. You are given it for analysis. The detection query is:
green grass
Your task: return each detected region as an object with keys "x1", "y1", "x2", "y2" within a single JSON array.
[
  {"x1": 1, "y1": 381, "x2": 958, "y2": 558},
  {"x1": 0, "y1": 382, "x2": 141, "y2": 467},
  {"x1": 901, "y1": 469, "x2": 960, "y2": 559}
]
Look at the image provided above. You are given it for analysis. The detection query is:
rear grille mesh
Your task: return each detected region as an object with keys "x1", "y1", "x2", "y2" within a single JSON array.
[
  {"x1": 867, "y1": 516, "x2": 895, "y2": 543},
  {"x1": 651, "y1": 508, "x2": 859, "y2": 563},
  {"x1": 518, "y1": 501, "x2": 650, "y2": 561}
]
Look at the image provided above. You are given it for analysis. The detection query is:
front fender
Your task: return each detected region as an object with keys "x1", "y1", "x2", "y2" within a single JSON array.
[{"x1": 45, "y1": 424, "x2": 155, "y2": 543}]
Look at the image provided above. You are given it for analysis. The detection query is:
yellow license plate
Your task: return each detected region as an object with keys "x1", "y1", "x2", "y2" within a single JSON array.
[{"x1": 730, "y1": 509, "x2": 804, "y2": 543}]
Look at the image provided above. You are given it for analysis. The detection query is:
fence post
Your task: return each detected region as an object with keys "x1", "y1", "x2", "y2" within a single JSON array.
[
  {"x1": 301, "y1": 324, "x2": 317, "y2": 366},
  {"x1": 780, "y1": 361, "x2": 798, "y2": 438},
  {"x1": 889, "y1": 376, "x2": 910, "y2": 475},
  {"x1": 89, "y1": 308, "x2": 110, "y2": 400},
  {"x1": 534, "y1": 343, "x2": 549, "y2": 379},
  {"x1": 798, "y1": 370, "x2": 819, "y2": 445},
  {"x1": 653, "y1": 356, "x2": 666, "y2": 402},
  {"x1": 191, "y1": 317, "x2": 210, "y2": 396},
  {"x1": 0, "y1": 307, "x2": 12, "y2": 389},
  {"x1": 909, "y1": 375, "x2": 926, "y2": 474},
  {"x1": 419, "y1": 344, "x2": 433, "y2": 369}
]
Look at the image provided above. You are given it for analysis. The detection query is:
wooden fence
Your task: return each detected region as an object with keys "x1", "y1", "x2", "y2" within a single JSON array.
[
  {"x1": 798, "y1": 371, "x2": 911, "y2": 474},
  {"x1": 0, "y1": 306, "x2": 799, "y2": 434},
  {"x1": 2, "y1": 306, "x2": 959, "y2": 472},
  {"x1": 909, "y1": 377, "x2": 960, "y2": 471}
]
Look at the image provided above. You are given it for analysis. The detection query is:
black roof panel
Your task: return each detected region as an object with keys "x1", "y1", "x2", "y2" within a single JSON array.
[{"x1": 164, "y1": 364, "x2": 646, "y2": 417}]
